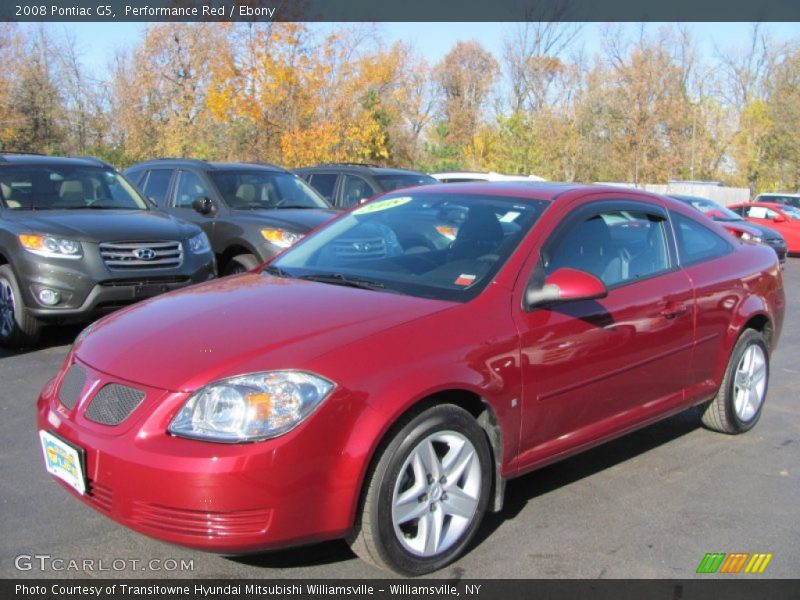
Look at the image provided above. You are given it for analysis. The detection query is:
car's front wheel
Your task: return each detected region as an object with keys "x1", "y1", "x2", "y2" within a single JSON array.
[
  {"x1": 348, "y1": 404, "x2": 492, "y2": 575},
  {"x1": 223, "y1": 253, "x2": 259, "y2": 276},
  {"x1": 0, "y1": 265, "x2": 42, "y2": 349},
  {"x1": 701, "y1": 328, "x2": 770, "y2": 433}
]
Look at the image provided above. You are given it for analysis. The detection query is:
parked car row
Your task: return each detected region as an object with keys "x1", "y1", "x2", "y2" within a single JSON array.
[{"x1": 2, "y1": 152, "x2": 796, "y2": 350}]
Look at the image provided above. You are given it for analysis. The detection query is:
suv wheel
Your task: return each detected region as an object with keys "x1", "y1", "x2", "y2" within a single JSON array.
[
  {"x1": 224, "y1": 254, "x2": 259, "y2": 276},
  {"x1": 348, "y1": 404, "x2": 491, "y2": 575},
  {"x1": 0, "y1": 265, "x2": 42, "y2": 349}
]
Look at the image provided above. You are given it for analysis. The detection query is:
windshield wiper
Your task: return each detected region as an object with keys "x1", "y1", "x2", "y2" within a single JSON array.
[
  {"x1": 297, "y1": 272, "x2": 386, "y2": 291},
  {"x1": 274, "y1": 204, "x2": 319, "y2": 209},
  {"x1": 262, "y1": 264, "x2": 291, "y2": 278}
]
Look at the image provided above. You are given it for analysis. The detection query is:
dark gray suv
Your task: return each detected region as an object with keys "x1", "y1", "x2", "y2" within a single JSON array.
[
  {"x1": 124, "y1": 160, "x2": 337, "y2": 275},
  {"x1": 0, "y1": 154, "x2": 215, "y2": 348},
  {"x1": 294, "y1": 163, "x2": 438, "y2": 209}
]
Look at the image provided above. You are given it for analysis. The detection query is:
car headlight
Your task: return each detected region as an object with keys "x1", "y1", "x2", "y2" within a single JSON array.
[
  {"x1": 261, "y1": 228, "x2": 303, "y2": 249},
  {"x1": 740, "y1": 232, "x2": 764, "y2": 244},
  {"x1": 19, "y1": 234, "x2": 82, "y2": 258},
  {"x1": 187, "y1": 231, "x2": 211, "y2": 254},
  {"x1": 168, "y1": 370, "x2": 335, "y2": 443}
]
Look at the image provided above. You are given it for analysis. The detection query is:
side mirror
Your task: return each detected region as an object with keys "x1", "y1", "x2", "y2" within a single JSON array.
[
  {"x1": 192, "y1": 196, "x2": 215, "y2": 215},
  {"x1": 773, "y1": 215, "x2": 786, "y2": 223},
  {"x1": 525, "y1": 267, "x2": 607, "y2": 310}
]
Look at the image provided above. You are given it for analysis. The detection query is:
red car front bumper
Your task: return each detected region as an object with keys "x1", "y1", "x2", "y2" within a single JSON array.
[{"x1": 36, "y1": 357, "x2": 363, "y2": 553}]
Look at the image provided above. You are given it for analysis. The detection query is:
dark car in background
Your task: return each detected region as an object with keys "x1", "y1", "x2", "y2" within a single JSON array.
[
  {"x1": 0, "y1": 154, "x2": 215, "y2": 348},
  {"x1": 670, "y1": 194, "x2": 787, "y2": 265},
  {"x1": 124, "y1": 159, "x2": 337, "y2": 275},
  {"x1": 294, "y1": 163, "x2": 438, "y2": 209}
]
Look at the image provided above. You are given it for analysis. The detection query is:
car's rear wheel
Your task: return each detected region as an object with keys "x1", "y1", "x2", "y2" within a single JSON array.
[
  {"x1": 224, "y1": 253, "x2": 259, "y2": 276},
  {"x1": 701, "y1": 328, "x2": 769, "y2": 434},
  {"x1": 0, "y1": 265, "x2": 42, "y2": 349},
  {"x1": 348, "y1": 404, "x2": 491, "y2": 575}
]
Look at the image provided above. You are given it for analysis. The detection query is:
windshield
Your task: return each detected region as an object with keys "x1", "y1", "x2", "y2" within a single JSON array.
[
  {"x1": 374, "y1": 173, "x2": 439, "y2": 192},
  {"x1": 0, "y1": 166, "x2": 148, "y2": 210},
  {"x1": 779, "y1": 205, "x2": 800, "y2": 220},
  {"x1": 209, "y1": 170, "x2": 330, "y2": 209},
  {"x1": 682, "y1": 197, "x2": 743, "y2": 222},
  {"x1": 271, "y1": 192, "x2": 548, "y2": 302}
]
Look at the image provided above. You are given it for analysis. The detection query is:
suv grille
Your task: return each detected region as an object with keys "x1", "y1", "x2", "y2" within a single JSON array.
[
  {"x1": 85, "y1": 384, "x2": 145, "y2": 426},
  {"x1": 58, "y1": 364, "x2": 86, "y2": 410},
  {"x1": 99, "y1": 241, "x2": 183, "y2": 270},
  {"x1": 331, "y1": 236, "x2": 387, "y2": 259}
]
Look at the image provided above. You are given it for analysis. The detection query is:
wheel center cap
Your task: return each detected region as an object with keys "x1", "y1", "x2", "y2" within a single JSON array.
[{"x1": 429, "y1": 482, "x2": 442, "y2": 501}]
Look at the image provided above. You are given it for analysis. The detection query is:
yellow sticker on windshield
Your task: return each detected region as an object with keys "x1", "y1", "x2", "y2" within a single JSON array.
[{"x1": 353, "y1": 197, "x2": 412, "y2": 215}]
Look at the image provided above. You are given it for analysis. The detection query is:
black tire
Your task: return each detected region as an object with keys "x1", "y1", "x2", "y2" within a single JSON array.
[
  {"x1": 700, "y1": 329, "x2": 769, "y2": 434},
  {"x1": 223, "y1": 253, "x2": 259, "y2": 276},
  {"x1": 0, "y1": 265, "x2": 42, "y2": 349},
  {"x1": 347, "y1": 404, "x2": 492, "y2": 575}
]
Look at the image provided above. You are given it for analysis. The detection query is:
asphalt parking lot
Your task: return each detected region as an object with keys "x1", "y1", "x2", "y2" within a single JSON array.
[{"x1": 1, "y1": 262, "x2": 798, "y2": 580}]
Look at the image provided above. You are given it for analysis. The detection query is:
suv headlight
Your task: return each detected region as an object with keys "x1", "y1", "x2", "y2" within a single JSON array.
[
  {"x1": 187, "y1": 231, "x2": 211, "y2": 254},
  {"x1": 261, "y1": 228, "x2": 303, "y2": 248},
  {"x1": 168, "y1": 371, "x2": 335, "y2": 443},
  {"x1": 19, "y1": 234, "x2": 82, "y2": 258}
]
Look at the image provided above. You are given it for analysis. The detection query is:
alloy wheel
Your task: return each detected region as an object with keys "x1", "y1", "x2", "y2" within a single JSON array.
[{"x1": 391, "y1": 431, "x2": 482, "y2": 557}]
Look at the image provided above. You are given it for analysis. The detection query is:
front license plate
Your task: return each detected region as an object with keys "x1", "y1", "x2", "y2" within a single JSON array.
[
  {"x1": 134, "y1": 284, "x2": 167, "y2": 298},
  {"x1": 39, "y1": 430, "x2": 86, "y2": 495}
]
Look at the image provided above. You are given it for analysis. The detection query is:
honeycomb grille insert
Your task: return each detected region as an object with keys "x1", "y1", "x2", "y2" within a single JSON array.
[
  {"x1": 58, "y1": 365, "x2": 86, "y2": 410},
  {"x1": 85, "y1": 384, "x2": 145, "y2": 426}
]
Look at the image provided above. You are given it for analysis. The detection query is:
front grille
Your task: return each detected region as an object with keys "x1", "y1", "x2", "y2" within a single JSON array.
[
  {"x1": 99, "y1": 241, "x2": 183, "y2": 270},
  {"x1": 85, "y1": 384, "x2": 145, "y2": 426},
  {"x1": 331, "y1": 236, "x2": 387, "y2": 259},
  {"x1": 765, "y1": 238, "x2": 786, "y2": 249},
  {"x1": 99, "y1": 276, "x2": 190, "y2": 287},
  {"x1": 130, "y1": 501, "x2": 272, "y2": 538},
  {"x1": 58, "y1": 364, "x2": 86, "y2": 410}
]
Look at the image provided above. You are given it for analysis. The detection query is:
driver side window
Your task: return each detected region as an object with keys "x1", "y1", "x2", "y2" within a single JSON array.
[
  {"x1": 546, "y1": 208, "x2": 670, "y2": 287},
  {"x1": 174, "y1": 171, "x2": 209, "y2": 208}
]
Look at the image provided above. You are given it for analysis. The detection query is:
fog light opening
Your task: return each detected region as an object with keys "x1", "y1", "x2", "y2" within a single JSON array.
[{"x1": 37, "y1": 288, "x2": 61, "y2": 306}]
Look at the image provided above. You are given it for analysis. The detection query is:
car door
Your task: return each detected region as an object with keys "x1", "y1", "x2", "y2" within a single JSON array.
[
  {"x1": 340, "y1": 174, "x2": 377, "y2": 209},
  {"x1": 138, "y1": 168, "x2": 175, "y2": 208},
  {"x1": 166, "y1": 169, "x2": 221, "y2": 246},
  {"x1": 511, "y1": 197, "x2": 696, "y2": 471}
]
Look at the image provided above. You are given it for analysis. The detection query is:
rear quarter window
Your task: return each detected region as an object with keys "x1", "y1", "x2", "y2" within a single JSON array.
[{"x1": 671, "y1": 212, "x2": 732, "y2": 266}]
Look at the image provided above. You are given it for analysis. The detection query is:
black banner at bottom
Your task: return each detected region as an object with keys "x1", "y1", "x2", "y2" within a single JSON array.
[{"x1": 4, "y1": 579, "x2": 800, "y2": 600}]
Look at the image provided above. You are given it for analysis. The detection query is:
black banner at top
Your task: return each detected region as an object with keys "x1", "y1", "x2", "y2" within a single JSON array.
[{"x1": 2, "y1": 0, "x2": 800, "y2": 22}]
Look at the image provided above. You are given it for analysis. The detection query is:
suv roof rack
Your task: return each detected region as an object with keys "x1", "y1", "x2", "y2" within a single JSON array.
[
  {"x1": 0, "y1": 151, "x2": 46, "y2": 162},
  {"x1": 318, "y1": 162, "x2": 382, "y2": 168}
]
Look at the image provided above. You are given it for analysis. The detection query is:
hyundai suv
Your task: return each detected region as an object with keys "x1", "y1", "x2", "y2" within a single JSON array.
[
  {"x1": 294, "y1": 163, "x2": 438, "y2": 209},
  {"x1": 124, "y1": 160, "x2": 337, "y2": 275},
  {"x1": 0, "y1": 154, "x2": 215, "y2": 348}
]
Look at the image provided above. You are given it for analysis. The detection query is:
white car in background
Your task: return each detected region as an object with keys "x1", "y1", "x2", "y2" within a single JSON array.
[{"x1": 431, "y1": 171, "x2": 546, "y2": 183}]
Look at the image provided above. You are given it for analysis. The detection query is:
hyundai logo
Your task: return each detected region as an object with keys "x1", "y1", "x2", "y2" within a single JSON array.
[{"x1": 133, "y1": 248, "x2": 157, "y2": 261}]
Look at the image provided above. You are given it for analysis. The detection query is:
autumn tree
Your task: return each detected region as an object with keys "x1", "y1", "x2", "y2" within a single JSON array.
[{"x1": 428, "y1": 41, "x2": 498, "y2": 170}]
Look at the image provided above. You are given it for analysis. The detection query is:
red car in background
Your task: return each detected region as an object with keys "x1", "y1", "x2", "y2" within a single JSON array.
[
  {"x1": 38, "y1": 184, "x2": 785, "y2": 575},
  {"x1": 730, "y1": 202, "x2": 800, "y2": 254}
]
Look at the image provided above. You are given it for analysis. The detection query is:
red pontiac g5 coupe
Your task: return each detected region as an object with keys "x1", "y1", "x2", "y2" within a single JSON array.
[{"x1": 37, "y1": 183, "x2": 785, "y2": 575}]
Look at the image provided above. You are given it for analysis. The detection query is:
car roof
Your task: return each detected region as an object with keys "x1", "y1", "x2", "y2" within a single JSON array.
[
  {"x1": 294, "y1": 164, "x2": 429, "y2": 176},
  {"x1": 391, "y1": 181, "x2": 672, "y2": 204},
  {"x1": 0, "y1": 154, "x2": 113, "y2": 168},
  {"x1": 125, "y1": 158, "x2": 286, "y2": 173},
  {"x1": 731, "y1": 202, "x2": 785, "y2": 209},
  {"x1": 668, "y1": 194, "x2": 716, "y2": 203},
  {"x1": 431, "y1": 171, "x2": 546, "y2": 182}
]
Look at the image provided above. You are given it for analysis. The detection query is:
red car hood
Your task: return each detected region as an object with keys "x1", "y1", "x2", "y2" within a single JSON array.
[{"x1": 75, "y1": 273, "x2": 453, "y2": 391}]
